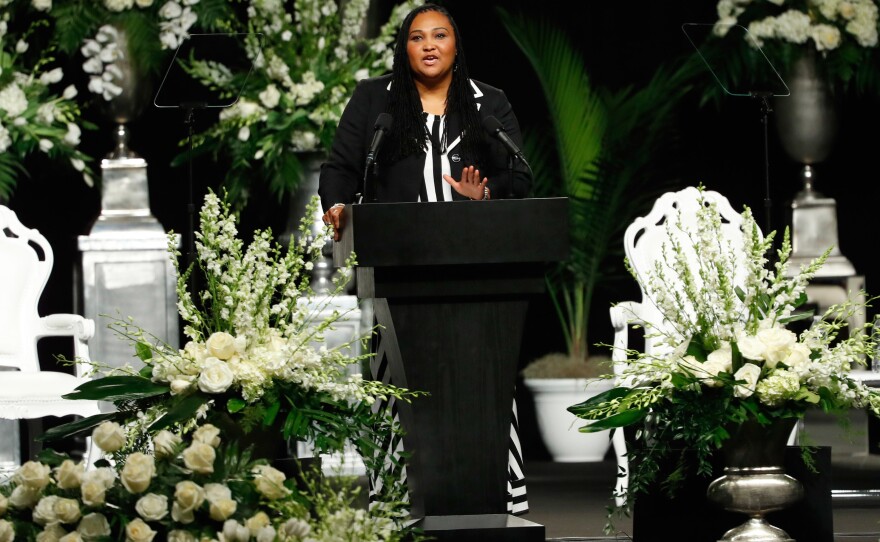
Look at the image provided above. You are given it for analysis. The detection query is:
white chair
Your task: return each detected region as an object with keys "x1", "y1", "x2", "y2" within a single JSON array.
[
  {"x1": 0, "y1": 205, "x2": 102, "y2": 468},
  {"x1": 608, "y1": 186, "x2": 797, "y2": 507}
]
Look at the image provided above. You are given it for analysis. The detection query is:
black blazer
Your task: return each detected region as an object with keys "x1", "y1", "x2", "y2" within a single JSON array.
[{"x1": 318, "y1": 74, "x2": 531, "y2": 211}]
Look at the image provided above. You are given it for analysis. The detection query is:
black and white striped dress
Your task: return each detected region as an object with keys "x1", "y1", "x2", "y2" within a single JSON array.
[{"x1": 368, "y1": 112, "x2": 529, "y2": 516}]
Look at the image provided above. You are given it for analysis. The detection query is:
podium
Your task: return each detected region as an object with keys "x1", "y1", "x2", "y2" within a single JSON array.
[{"x1": 334, "y1": 198, "x2": 568, "y2": 541}]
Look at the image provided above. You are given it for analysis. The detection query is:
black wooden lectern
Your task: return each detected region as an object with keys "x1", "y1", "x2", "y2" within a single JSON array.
[{"x1": 333, "y1": 198, "x2": 568, "y2": 541}]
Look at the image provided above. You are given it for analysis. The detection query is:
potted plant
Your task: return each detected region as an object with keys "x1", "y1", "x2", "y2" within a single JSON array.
[{"x1": 498, "y1": 8, "x2": 700, "y2": 462}]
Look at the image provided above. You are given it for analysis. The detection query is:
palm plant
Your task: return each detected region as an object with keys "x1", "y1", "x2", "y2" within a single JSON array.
[{"x1": 498, "y1": 8, "x2": 700, "y2": 371}]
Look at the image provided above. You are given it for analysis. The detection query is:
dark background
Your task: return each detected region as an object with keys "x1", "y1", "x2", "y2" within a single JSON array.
[{"x1": 7, "y1": 0, "x2": 880, "y2": 461}]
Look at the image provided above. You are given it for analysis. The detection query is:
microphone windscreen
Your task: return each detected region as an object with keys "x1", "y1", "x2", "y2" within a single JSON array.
[
  {"x1": 482, "y1": 115, "x2": 503, "y2": 134},
  {"x1": 375, "y1": 113, "x2": 393, "y2": 131}
]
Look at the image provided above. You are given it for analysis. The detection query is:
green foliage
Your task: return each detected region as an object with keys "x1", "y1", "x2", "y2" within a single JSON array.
[{"x1": 498, "y1": 7, "x2": 696, "y2": 361}]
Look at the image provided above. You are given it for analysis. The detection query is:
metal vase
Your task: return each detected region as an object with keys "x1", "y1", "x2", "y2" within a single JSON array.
[
  {"x1": 773, "y1": 49, "x2": 837, "y2": 197},
  {"x1": 281, "y1": 151, "x2": 335, "y2": 293},
  {"x1": 707, "y1": 418, "x2": 804, "y2": 542}
]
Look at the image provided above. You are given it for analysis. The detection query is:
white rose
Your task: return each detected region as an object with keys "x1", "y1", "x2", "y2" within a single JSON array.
[
  {"x1": 237, "y1": 126, "x2": 250, "y2": 141},
  {"x1": 80, "y1": 480, "x2": 107, "y2": 507},
  {"x1": 33, "y1": 496, "x2": 60, "y2": 525},
  {"x1": 104, "y1": 0, "x2": 135, "y2": 11},
  {"x1": 222, "y1": 520, "x2": 250, "y2": 542},
  {"x1": 172, "y1": 481, "x2": 205, "y2": 524},
  {"x1": 9, "y1": 484, "x2": 40, "y2": 508},
  {"x1": 58, "y1": 533, "x2": 83, "y2": 542},
  {"x1": 0, "y1": 520, "x2": 14, "y2": 542},
  {"x1": 170, "y1": 379, "x2": 192, "y2": 395},
  {"x1": 15, "y1": 460, "x2": 52, "y2": 490},
  {"x1": 35, "y1": 523, "x2": 66, "y2": 542},
  {"x1": 756, "y1": 327, "x2": 797, "y2": 367},
  {"x1": 733, "y1": 363, "x2": 762, "y2": 398},
  {"x1": 62, "y1": 85, "x2": 78, "y2": 100},
  {"x1": 167, "y1": 531, "x2": 196, "y2": 542},
  {"x1": 92, "y1": 421, "x2": 126, "y2": 452},
  {"x1": 278, "y1": 518, "x2": 310, "y2": 539},
  {"x1": 125, "y1": 518, "x2": 156, "y2": 542},
  {"x1": 204, "y1": 483, "x2": 232, "y2": 503},
  {"x1": 206, "y1": 332, "x2": 236, "y2": 360},
  {"x1": 782, "y1": 342, "x2": 812, "y2": 372},
  {"x1": 32, "y1": 0, "x2": 53, "y2": 10},
  {"x1": 153, "y1": 430, "x2": 182, "y2": 458},
  {"x1": 120, "y1": 453, "x2": 156, "y2": 494},
  {"x1": 255, "y1": 526, "x2": 276, "y2": 542},
  {"x1": 209, "y1": 498, "x2": 237, "y2": 521},
  {"x1": 135, "y1": 0, "x2": 153, "y2": 6},
  {"x1": 83, "y1": 467, "x2": 116, "y2": 489},
  {"x1": 55, "y1": 460, "x2": 84, "y2": 490},
  {"x1": 182, "y1": 441, "x2": 215, "y2": 474},
  {"x1": 54, "y1": 498, "x2": 81, "y2": 524},
  {"x1": 252, "y1": 464, "x2": 289, "y2": 499},
  {"x1": 135, "y1": 493, "x2": 168, "y2": 521},
  {"x1": 246, "y1": 511, "x2": 270, "y2": 535},
  {"x1": 736, "y1": 332, "x2": 766, "y2": 361},
  {"x1": 701, "y1": 346, "x2": 733, "y2": 386},
  {"x1": 197, "y1": 358, "x2": 234, "y2": 394},
  {"x1": 76, "y1": 513, "x2": 111, "y2": 540},
  {"x1": 159, "y1": 0, "x2": 182, "y2": 18},
  {"x1": 192, "y1": 424, "x2": 221, "y2": 447}
]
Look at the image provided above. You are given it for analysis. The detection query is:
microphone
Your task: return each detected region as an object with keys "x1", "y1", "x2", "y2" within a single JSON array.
[
  {"x1": 365, "y1": 113, "x2": 393, "y2": 173},
  {"x1": 482, "y1": 116, "x2": 532, "y2": 198},
  {"x1": 482, "y1": 115, "x2": 529, "y2": 167}
]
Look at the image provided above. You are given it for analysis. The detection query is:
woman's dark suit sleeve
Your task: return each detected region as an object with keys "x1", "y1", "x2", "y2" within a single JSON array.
[
  {"x1": 318, "y1": 79, "x2": 372, "y2": 212},
  {"x1": 483, "y1": 89, "x2": 531, "y2": 199}
]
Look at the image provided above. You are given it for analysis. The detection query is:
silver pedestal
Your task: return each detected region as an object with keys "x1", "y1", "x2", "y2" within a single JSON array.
[
  {"x1": 787, "y1": 166, "x2": 855, "y2": 277},
  {"x1": 77, "y1": 149, "x2": 179, "y2": 371}
]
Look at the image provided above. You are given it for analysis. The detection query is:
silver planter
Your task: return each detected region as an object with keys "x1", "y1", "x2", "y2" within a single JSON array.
[
  {"x1": 707, "y1": 419, "x2": 803, "y2": 542},
  {"x1": 774, "y1": 49, "x2": 837, "y2": 173}
]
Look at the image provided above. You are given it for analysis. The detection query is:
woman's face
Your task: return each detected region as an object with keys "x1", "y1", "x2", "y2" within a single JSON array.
[{"x1": 406, "y1": 10, "x2": 457, "y2": 86}]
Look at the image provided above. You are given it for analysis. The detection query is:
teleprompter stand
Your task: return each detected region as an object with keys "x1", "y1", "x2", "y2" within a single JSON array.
[{"x1": 333, "y1": 198, "x2": 569, "y2": 541}]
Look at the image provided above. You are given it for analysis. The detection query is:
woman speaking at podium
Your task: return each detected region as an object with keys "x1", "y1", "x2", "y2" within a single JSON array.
[{"x1": 318, "y1": 3, "x2": 533, "y2": 516}]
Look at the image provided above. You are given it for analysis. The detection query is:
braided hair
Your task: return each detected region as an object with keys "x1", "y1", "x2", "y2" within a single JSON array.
[{"x1": 384, "y1": 3, "x2": 484, "y2": 164}]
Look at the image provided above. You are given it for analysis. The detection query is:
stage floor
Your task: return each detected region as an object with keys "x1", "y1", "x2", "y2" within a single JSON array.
[{"x1": 522, "y1": 408, "x2": 880, "y2": 541}]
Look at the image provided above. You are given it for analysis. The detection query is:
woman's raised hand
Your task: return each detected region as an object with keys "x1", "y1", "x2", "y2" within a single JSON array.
[{"x1": 443, "y1": 165, "x2": 489, "y2": 200}]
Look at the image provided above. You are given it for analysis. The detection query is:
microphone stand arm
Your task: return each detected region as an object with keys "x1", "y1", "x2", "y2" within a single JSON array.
[
  {"x1": 182, "y1": 101, "x2": 206, "y2": 300},
  {"x1": 750, "y1": 91, "x2": 773, "y2": 236}
]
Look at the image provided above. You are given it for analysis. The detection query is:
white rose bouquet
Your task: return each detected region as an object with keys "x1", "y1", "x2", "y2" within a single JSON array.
[
  {"x1": 0, "y1": 421, "x2": 417, "y2": 541},
  {"x1": 180, "y1": 0, "x2": 421, "y2": 205},
  {"x1": 568, "y1": 186, "x2": 880, "y2": 519}
]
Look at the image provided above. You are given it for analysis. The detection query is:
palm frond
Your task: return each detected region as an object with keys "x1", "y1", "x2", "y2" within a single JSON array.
[{"x1": 499, "y1": 7, "x2": 697, "y2": 356}]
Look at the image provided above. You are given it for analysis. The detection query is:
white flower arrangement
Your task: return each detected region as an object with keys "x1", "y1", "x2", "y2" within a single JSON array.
[
  {"x1": 43, "y1": 191, "x2": 419, "y2": 528},
  {"x1": 0, "y1": 12, "x2": 94, "y2": 198},
  {"x1": 183, "y1": 0, "x2": 421, "y2": 205},
  {"x1": 569, "y1": 186, "x2": 880, "y2": 519},
  {"x1": 705, "y1": 0, "x2": 880, "y2": 95}
]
